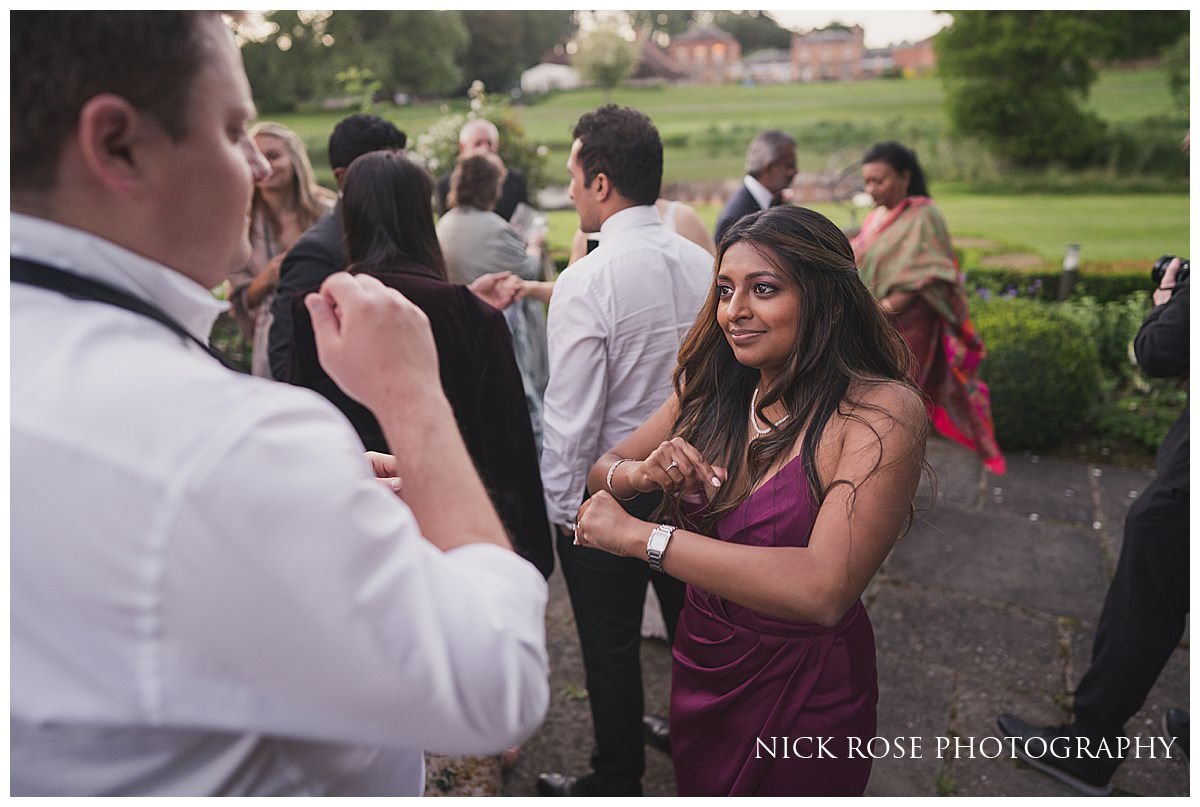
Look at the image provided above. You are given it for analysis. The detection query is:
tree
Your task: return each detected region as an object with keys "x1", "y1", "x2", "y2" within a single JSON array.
[
  {"x1": 1164, "y1": 33, "x2": 1189, "y2": 111},
  {"x1": 460, "y1": 11, "x2": 577, "y2": 92},
  {"x1": 1082, "y1": 11, "x2": 1189, "y2": 61},
  {"x1": 936, "y1": 11, "x2": 1111, "y2": 166},
  {"x1": 323, "y1": 11, "x2": 469, "y2": 97},
  {"x1": 573, "y1": 23, "x2": 638, "y2": 101},
  {"x1": 712, "y1": 11, "x2": 793, "y2": 53},
  {"x1": 518, "y1": 11, "x2": 579, "y2": 69},
  {"x1": 236, "y1": 11, "x2": 339, "y2": 112},
  {"x1": 629, "y1": 10, "x2": 695, "y2": 46}
]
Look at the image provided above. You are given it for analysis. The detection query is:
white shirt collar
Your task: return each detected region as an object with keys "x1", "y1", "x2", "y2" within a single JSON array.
[
  {"x1": 743, "y1": 174, "x2": 775, "y2": 212},
  {"x1": 598, "y1": 204, "x2": 661, "y2": 237},
  {"x1": 11, "y1": 212, "x2": 228, "y2": 341}
]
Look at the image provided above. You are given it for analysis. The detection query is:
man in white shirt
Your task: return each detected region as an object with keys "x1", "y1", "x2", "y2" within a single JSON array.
[
  {"x1": 537, "y1": 105, "x2": 713, "y2": 796},
  {"x1": 713, "y1": 129, "x2": 798, "y2": 243},
  {"x1": 11, "y1": 11, "x2": 548, "y2": 796}
]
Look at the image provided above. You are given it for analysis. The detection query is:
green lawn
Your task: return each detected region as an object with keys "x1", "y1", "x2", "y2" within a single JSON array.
[
  {"x1": 265, "y1": 65, "x2": 1187, "y2": 264},
  {"x1": 267, "y1": 64, "x2": 1180, "y2": 187},
  {"x1": 545, "y1": 193, "x2": 1188, "y2": 265}
]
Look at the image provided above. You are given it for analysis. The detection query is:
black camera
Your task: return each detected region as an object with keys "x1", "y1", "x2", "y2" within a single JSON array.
[{"x1": 1151, "y1": 255, "x2": 1189, "y2": 286}]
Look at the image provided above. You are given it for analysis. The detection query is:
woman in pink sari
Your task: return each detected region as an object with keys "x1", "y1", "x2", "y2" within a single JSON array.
[{"x1": 852, "y1": 142, "x2": 1004, "y2": 474}]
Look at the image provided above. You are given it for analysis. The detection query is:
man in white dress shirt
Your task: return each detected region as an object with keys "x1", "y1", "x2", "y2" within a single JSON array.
[
  {"x1": 11, "y1": 11, "x2": 548, "y2": 795},
  {"x1": 537, "y1": 105, "x2": 713, "y2": 796}
]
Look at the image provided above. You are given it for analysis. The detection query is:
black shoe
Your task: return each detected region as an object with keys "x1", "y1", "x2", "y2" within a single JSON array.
[
  {"x1": 997, "y1": 713, "x2": 1119, "y2": 796},
  {"x1": 643, "y1": 714, "x2": 671, "y2": 754},
  {"x1": 1163, "y1": 708, "x2": 1190, "y2": 764}
]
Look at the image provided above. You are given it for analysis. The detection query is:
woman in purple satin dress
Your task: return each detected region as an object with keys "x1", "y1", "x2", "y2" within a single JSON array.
[{"x1": 575, "y1": 206, "x2": 928, "y2": 796}]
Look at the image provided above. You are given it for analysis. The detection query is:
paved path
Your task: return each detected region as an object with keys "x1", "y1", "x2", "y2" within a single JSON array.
[{"x1": 502, "y1": 437, "x2": 1189, "y2": 797}]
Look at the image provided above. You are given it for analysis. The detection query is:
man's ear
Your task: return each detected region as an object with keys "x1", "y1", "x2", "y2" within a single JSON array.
[
  {"x1": 592, "y1": 171, "x2": 612, "y2": 203},
  {"x1": 75, "y1": 93, "x2": 150, "y2": 196},
  {"x1": 333, "y1": 166, "x2": 348, "y2": 190}
]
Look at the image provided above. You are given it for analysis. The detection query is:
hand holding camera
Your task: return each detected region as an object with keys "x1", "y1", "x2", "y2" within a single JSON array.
[{"x1": 1151, "y1": 255, "x2": 1187, "y2": 306}]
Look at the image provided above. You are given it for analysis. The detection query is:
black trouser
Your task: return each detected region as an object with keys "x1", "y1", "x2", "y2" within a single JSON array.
[
  {"x1": 1072, "y1": 478, "x2": 1189, "y2": 738},
  {"x1": 557, "y1": 492, "x2": 685, "y2": 794}
]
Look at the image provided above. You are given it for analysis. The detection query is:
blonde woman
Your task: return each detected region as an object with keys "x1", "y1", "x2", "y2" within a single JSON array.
[{"x1": 228, "y1": 122, "x2": 335, "y2": 377}]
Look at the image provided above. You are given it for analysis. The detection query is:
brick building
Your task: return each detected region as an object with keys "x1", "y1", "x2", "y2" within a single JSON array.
[
  {"x1": 667, "y1": 24, "x2": 742, "y2": 84},
  {"x1": 790, "y1": 24, "x2": 865, "y2": 82},
  {"x1": 890, "y1": 37, "x2": 937, "y2": 76}
]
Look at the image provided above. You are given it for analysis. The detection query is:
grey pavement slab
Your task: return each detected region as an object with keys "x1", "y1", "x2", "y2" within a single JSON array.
[
  {"x1": 948, "y1": 685, "x2": 1081, "y2": 797},
  {"x1": 918, "y1": 437, "x2": 984, "y2": 510},
  {"x1": 979, "y1": 451, "x2": 1098, "y2": 524},
  {"x1": 1092, "y1": 463, "x2": 1158, "y2": 568},
  {"x1": 868, "y1": 581, "x2": 1063, "y2": 695},
  {"x1": 884, "y1": 505, "x2": 1111, "y2": 620},
  {"x1": 866, "y1": 649, "x2": 954, "y2": 796}
]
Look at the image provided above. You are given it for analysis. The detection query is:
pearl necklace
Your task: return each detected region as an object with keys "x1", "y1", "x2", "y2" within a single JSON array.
[{"x1": 750, "y1": 387, "x2": 789, "y2": 436}]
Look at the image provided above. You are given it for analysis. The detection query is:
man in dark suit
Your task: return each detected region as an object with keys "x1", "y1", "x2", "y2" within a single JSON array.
[
  {"x1": 998, "y1": 257, "x2": 1190, "y2": 796},
  {"x1": 713, "y1": 129, "x2": 797, "y2": 244},
  {"x1": 436, "y1": 119, "x2": 529, "y2": 222},
  {"x1": 266, "y1": 114, "x2": 407, "y2": 381}
]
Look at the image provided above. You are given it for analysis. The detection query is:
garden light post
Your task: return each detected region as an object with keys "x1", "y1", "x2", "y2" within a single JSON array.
[{"x1": 1057, "y1": 243, "x2": 1081, "y2": 301}]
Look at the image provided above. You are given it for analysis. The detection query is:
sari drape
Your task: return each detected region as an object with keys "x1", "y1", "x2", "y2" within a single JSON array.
[{"x1": 853, "y1": 197, "x2": 1006, "y2": 475}]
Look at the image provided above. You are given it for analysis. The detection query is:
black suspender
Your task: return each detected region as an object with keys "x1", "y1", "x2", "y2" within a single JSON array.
[{"x1": 11, "y1": 257, "x2": 236, "y2": 370}]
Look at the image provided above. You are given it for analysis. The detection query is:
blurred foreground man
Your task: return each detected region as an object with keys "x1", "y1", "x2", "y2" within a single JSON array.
[{"x1": 11, "y1": 11, "x2": 548, "y2": 796}]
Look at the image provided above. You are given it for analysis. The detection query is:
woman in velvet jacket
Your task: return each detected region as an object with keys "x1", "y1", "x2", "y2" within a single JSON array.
[{"x1": 286, "y1": 149, "x2": 553, "y2": 580}]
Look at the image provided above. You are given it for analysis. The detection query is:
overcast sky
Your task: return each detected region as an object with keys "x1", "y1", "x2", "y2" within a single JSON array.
[{"x1": 770, "y1": 11, "x2": 951, "y2": 49}]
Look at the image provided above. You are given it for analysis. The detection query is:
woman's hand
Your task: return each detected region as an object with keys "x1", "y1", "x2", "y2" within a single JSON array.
[
  {"x1": 626, "y1": 437, "x2": 726, "y2": 500},
  {"x1": 246, "y1": 252, "x2": 286, "y2": 309},
  {"x1": 575, "y1": 492, "x2": 646, "y2": 558},
  {"x1": 880, "y1": 289, "x2": 916, "y2": 314},
  {"x1": 365, "y1": 450, "x2": 403, "y2": 497},
  {"x1": 516, "y1": 279, "x2": 554, "y2": 305},
  {"x1": 468, "y1": 271, "x2": 521, "y2": 310}
]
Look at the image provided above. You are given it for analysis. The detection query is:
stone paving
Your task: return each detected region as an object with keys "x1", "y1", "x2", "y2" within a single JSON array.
[{"x1": 502, "y1": 436, "x2": 1189, "y2": 797}]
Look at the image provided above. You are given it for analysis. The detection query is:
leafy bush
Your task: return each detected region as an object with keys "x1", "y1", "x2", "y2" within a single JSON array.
[
  {"x1": 410, "y1": 82, "x2": 550, "y2": 196},
  {"x1": 1058, "y1": 293, "x2": 1150, "y2": 380},
  {"x1": 971, "y1": 298, "x2": 1103, "y2": 450},
  {"x1": 1093, "y1": 378, "x2": 1188, "y2": 455}
]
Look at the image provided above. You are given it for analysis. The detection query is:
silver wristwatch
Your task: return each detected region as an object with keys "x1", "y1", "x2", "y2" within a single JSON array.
[{"x1": 646, "y1": 524, "x2": 676, "y2": 573}]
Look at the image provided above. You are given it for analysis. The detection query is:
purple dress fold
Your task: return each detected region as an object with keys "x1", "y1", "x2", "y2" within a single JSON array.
[{"x1": 671, "y1": 455, "x2": 878, "y2": 796}]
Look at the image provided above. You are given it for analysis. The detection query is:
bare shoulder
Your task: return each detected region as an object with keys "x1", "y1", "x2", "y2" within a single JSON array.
[
  {"x1": 851, "y1": 379, "x2": 925, "y2": 423},
  {"x1": 837, "y1": 378, "x2": 928, "y2": 449}
]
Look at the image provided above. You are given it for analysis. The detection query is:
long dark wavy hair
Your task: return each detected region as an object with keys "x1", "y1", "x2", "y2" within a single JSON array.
[
  {"x1": 663, "y1": 205, "x2": 924, "y2": 532},
  {"x1": 341, "y1": 149, "x2": 447, "y2": 279}
]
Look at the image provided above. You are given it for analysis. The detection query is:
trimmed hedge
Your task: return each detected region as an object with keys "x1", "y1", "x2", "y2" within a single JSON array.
[
  {"x1": 972, "y1": 298, "x2": 1103, "y2": 451},
  {"x1": 964, "y1": 266, "x2": 1150, "y2": 304}
]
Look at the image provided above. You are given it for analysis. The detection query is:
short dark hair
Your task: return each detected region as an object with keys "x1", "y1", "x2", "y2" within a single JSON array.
[
  {"x1": 328, "y1": 114, "x2": 408, "y2": 171},
  {"x1": 448, "y1": 152, "x2": 506, "y2": 211},
  {"x1": 11, "y1": 11, "x2": 211, "y2": 191},
  {"x1": 862, "y1": 141, "x2": 930, "y2": 198},
  {"x1": 341, "y1": 150, "x2": 446, "y2": 280},
  {"x1": 572, "y1": 104, "x2": 662, "y2": 206}
]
